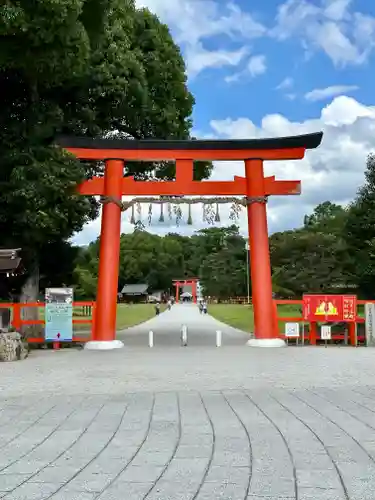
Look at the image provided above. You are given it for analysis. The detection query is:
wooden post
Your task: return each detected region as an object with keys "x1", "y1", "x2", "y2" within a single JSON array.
[
  {"x1": 310, "y1": 322, "x2": 317, "y2": 345},
  {"x1": 273, "y1": 300, "x2": 279, "y2": 338},
  {"x1": 348, "y1": 322, "x2": 356, "y2": 346},
  {"x1": 245, "y1": 160, "x2": 285, "y2": 347},
  {"x1": 12, "y1": 303, "x2": 22, "y2": 331}
]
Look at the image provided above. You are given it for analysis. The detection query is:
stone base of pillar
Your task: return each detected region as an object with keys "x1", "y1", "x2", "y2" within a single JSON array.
[
  {"x1": 246, "y1": 338, "x2": 286, "y2": 348},
  {"x1": 84, "y1": 340, "x2": 124, "y2": 350}
]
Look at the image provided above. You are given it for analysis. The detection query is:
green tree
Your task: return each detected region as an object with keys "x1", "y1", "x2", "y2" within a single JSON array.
[
  {"x1": 199, "y1": 250, "x2": 247, "y2": 299},
  {"x1": 303, "y1": 201, "x2": 347, "y2": 235},
  {"x1": 198, "y1": 227, "x2": 247, "y2": 298},
  {"x1": 72, "y1": 243, "x2": 99, "y2": 299},
  {"x1": 270, "y1": 228, "x2": 352, "y2": 296},
  {"x1": 271, "y1": 267, "x2": 294, "y2": 298},
  {"x1": 0, "y1": 0, "x2": 211, "y2": 307},
  {"x1": 72, "y1": 226, "x2": 248, "y2": 300},
  {"x1": 187, "y1": 225, "x2": 243, "y2": 275},
  {"x1": 345, "y1": 153, "x2": 375, "y2": 297}
]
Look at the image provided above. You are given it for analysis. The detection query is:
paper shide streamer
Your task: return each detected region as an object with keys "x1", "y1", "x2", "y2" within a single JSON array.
[{"x1": 98, "y1": 195, "x2": 268, "y2": 227}]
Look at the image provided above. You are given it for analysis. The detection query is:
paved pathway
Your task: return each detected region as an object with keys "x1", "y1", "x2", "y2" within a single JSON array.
[
  {"x1": 1, "y1": 304, "x2": 375, "y2": 499},
  {"x1": 118, "y1": 303, "x2": 247, "y2": 347}
]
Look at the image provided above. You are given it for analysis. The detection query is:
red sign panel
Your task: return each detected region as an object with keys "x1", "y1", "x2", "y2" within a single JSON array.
[
  {"x1": 303, "y1": 295, "x2": 357, "y2": 323},
  {"x1": 342, "y1": 295, "x2": 357, "y2": 322}
]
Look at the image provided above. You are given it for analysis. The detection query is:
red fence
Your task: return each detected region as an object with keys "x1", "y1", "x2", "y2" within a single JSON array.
[
  {"x1": 0, "y1": 298, "x2": 371, "y2": 347},
  {"x1": 274, "y1": 299, "x2": 370, "y2": 345},
  {"x1": 0, "y1": 301, "x2": 95, "y2": 344}
]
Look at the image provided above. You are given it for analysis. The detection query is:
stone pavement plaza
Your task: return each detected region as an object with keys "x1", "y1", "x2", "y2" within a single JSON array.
[{"x1": 2, "y1": 305, "x2": 375, "y2": 499}]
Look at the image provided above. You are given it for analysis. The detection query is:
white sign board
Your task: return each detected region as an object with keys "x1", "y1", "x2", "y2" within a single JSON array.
[
  {"x1": 285, "y1": 322, "x2": 300, "y2": 338},
  {"x1": 45, "y1": 288, "x2": 73, "y2": 341},
  {"x1": 321, "y1": 325, "x2": 332, "y2": 340},
  {"x1": 365, "y1": 303, "x2": 375, "y2": 346}
]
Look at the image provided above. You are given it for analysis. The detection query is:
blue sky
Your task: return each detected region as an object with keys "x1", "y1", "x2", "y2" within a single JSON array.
[
  {"x1": 74, "y1": 0, "x2": 375, "y2": 244},
  {"x1": 189, "y1": 0, "x2": 375, "y2": 130}
]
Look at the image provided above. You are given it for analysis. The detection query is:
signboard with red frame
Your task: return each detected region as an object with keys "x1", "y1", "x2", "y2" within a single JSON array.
[
  {"x1": 342, "y1": 295, "x2": 357, "y2": 322},
  {"x1": 303, "y1": 294, "x2": 357, "y2": 323}
]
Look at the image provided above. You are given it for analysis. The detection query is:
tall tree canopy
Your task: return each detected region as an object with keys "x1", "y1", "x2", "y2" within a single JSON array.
[
  {"x1": 270, "y1": 228, "x2": 352, "y2": 296},
  {"x1": 72, "y1": 226, "x2": 248, "y2": 300},
  {"x1": 2, "y1": 2, "x2": 375, "y2": 303},
  {"x1": 0, "y1": 0, "x2": 211, "y2": 300},
  {"x1": 5, "y1": 194, "x2": 372, "y2": 302},
  {"x1": 303, "y1": 201, "x2": 347, "y2": 234},
  {"x1": 345, "y1": 153, "x2": 375, "y2": 297}
]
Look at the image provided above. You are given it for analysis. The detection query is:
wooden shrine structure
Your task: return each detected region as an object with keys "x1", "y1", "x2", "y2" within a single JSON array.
[
  {"x1": 0, "y1": 248, "x2": 22, "y2": 275},
  {"x1": 57, "y1": 132, "x2": 323, "y2": 349}
]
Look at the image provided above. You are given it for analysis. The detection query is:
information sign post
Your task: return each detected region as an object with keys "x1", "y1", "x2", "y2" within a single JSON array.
[
  {"x1": 45, "y1": 288, "x2": 73, "y2": 342},
  {"x1": 321, "y1": 325, "x2": 331, "y2": 348},
  {"x1": 285, "y1": 322, "x2": 300, "y2": 346},
  {"x1": 365, "y1": 303, "x2": 375, "y2": 346}
]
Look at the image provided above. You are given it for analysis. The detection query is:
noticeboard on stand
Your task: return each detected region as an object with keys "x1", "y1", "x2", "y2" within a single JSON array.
[{"x1": 45, "y1": 288, "x2": 73, "y2": 342}]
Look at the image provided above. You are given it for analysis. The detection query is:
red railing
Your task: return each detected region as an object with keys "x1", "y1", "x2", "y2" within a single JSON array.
[
  {"x1": 274, "y1": 299, "x2": 369, "y2": 345},
  {"x1": 0, "y1": 298, "x2": 370, "y2": 347},
  {"x1": 0, "y1": 301, "x2": 95, "y2": 344}
]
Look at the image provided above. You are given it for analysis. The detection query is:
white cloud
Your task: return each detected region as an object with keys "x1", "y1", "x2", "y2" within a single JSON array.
[
  {"x1": 73, "y1": 96, "x2": 375, "y2": 244},
  {"x1": 186, "y1": 44, "x2": 248, "y2": 78},
  {"x1": 137, "y1": 0, "x2": 266, "y2": 44},
  {"x1": 135, "y1": 0, "x2": 266, "y2": 78},
  {"x1": 225, "y1": 54, "x2": 267, "y2": 83},
  {"x1": 208, "y1": 95, "x2": 375, "y2": 234},
  {"x1": 323, "y1": 0, "x2": 351, "y2": 22},
  {"x1": 320, "y1": 95, "x2": 375, "y2": 125},
  {"x1": 247, "y1": 54, "x2": 267, "y2": 77},
  {"x1": 276, "y1": 78, "x2": 296, "y2": 100},
  {"x1": 273, "y1": 0, "x2": 375, "y2": 67},
  {"x1": 305, "y1": 84, "x2": 358, "y2": 101},
  {"x1": 135, "y1": 0, "x2": 375, "y2": 79},
  {"x1": 276, "y1": 77, "x2": 294, "y2": 90}
]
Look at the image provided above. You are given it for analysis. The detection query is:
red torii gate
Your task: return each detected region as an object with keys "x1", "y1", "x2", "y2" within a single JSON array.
[
  {"x1": 173, "y1": 278, "x2": 199, "y2": 303},
  {"x1": 57, "y1": 132, "x2": 323, "y2": 349}
]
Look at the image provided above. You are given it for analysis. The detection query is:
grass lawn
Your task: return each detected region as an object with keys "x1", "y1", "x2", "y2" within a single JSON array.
[
  {"x1": 208, "y1": 304, "x2": 255, "y2": 333},
  {"x1": 209, "y1": 303, "x2": 365, "y2": 335},
  {"x1": 208, "y1": 303, "x2": 302, "y2": 334},
  {"x1": 115, "y1": 303, "x2": 166, "y2": 330}
]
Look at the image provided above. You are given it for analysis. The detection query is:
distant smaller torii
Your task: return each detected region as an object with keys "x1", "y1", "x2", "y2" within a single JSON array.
[{"x1": 172, "y1": 278, "x2": 199, "y2": 303}]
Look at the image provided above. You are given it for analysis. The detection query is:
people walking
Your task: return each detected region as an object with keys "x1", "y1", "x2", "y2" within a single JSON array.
[{"x1": 155, "y1": 302, "x2": 160, "y2": 316}]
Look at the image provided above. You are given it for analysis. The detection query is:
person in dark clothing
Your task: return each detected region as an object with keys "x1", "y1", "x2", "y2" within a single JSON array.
[
  {"x1": 202, "y1": 300, "x2": 207, "y2": 314},
  {"x1": 155, "y1": 302, "x2": 160, "y2": 315}
]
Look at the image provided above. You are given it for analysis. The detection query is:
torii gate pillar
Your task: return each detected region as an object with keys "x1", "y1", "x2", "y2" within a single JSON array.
[
  {"x1": 245, "y1": 160, "x2": 284, "y2": 347},
  {"x1": 87, "y1": 159, "x2": 124, "y2": 350}
]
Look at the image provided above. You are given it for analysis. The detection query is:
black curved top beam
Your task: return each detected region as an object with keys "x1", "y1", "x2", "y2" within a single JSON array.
[{"x1": 56, "y1": 132, "x2": 323, "y2": 151}]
